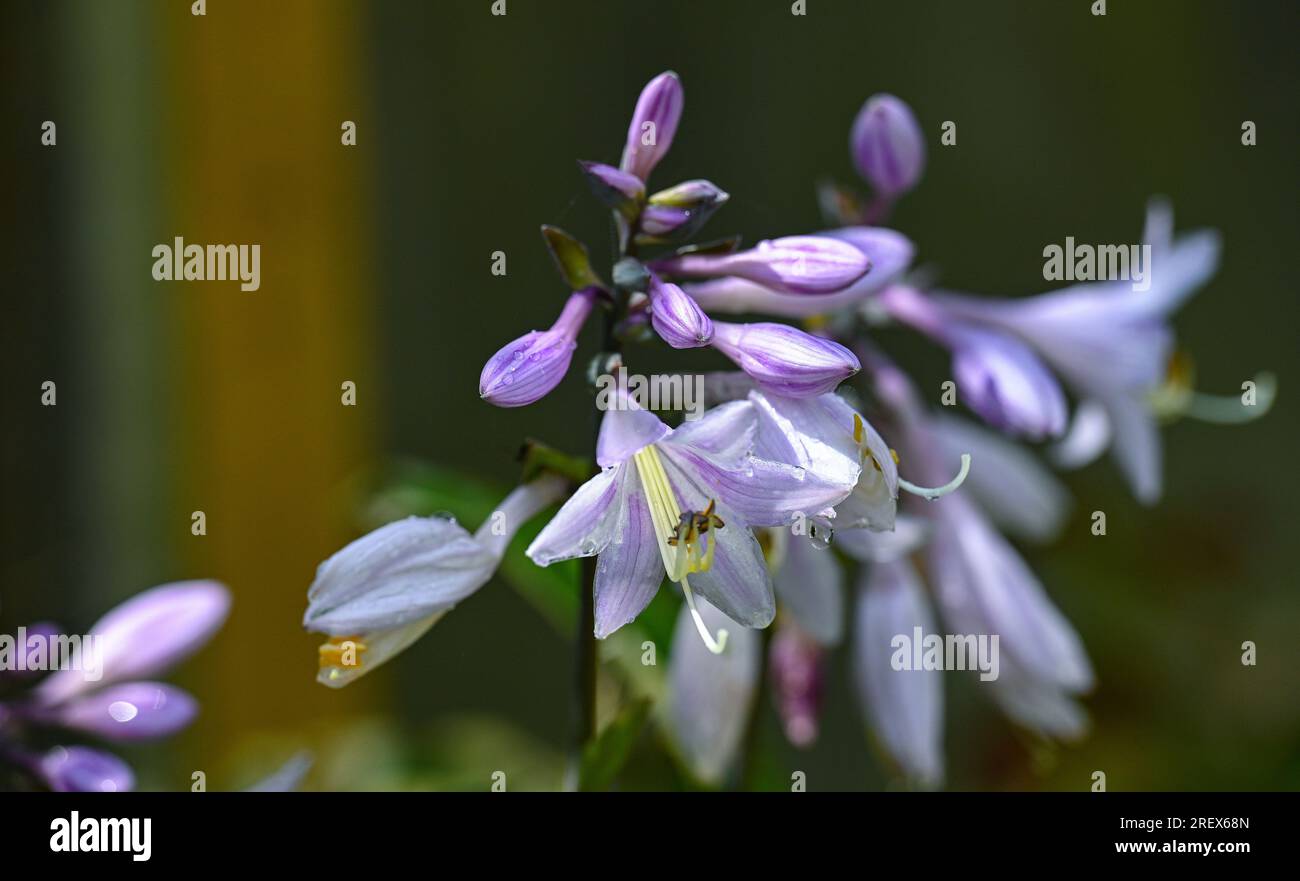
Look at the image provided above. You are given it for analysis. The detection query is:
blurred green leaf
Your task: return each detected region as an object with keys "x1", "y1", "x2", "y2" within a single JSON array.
[{"x1": 579, "y1": 697, "x2": 652, "y2": 791}]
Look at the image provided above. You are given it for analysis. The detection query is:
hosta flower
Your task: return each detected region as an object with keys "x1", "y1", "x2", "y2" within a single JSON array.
[
  {"x1": 878, "y1": 283, "x2": 1067, "y2": 440},
  {"x1": 527, "y1": 399, "x2": 854, "y2": 649},
  {"x1": 685, "y1": 227, "x2": 914, "y2": 317},
  {"x1": 769, "y1": 618, "x2": 827, "y2": 748},
  {"x1": 654, "y1": 235, "x2": 871, "y2": 295},
  {"x1": 854, "y1": 557, "x2": 944, "y2": 787},
  {"x1": 479, "y1": 287, "x2": 598, "y2": 408},
  {"x1": 620, "y1": 71, "x2": 683, "y2": 182},
  {"x1": 0, "y1": 581, "x2": 229, "y2": 792},
  {"x1": 304, "y1": 475, "x2": 568, "y2": 686},
  {"x1": 665, "y1": 598, "x2": 759, "y2": 783},
  {"x1": 850, "y1": 93, "x2": 926, "y2": 199},
  {"x1": 709, "y1": 322, "x2": 861, "y2": 398},
  {"x1": 926, "y1": 200, "x2": 1235, "y2": 503}
]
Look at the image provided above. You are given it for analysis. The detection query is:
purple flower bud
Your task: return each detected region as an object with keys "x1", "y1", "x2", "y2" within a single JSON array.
[
  {"x1": 480, "y1": 287, "x2": 598, "y2": 407},
  {"x1": 639, "y1": 205, "x2": 691, "y2": 239},
  {"x1": 648, "y1": 276, "x2": 712, "y2": 348},
  {"x1": 38, "y1": 745, "x2": 135, "y2": 792},
  {"x1": 49, "y1": 682, "x2": 198, "y2": 741},
  {"x1": 654, "y1": 236, "x2": 870, "y2": 295},
  {"x1": 850, "y1": 93, "x2": 926, "y2": 198},
  {"x1": 619, "y1": 71, "x2": 684, "y2": 182},
  {"x1": 648, "y1": 179, "x2": 729, "y2": 210},
  {"x1": 35, "y1": 581, "x2": 230, "y2": 706},
  {"x1": 578, "y1": 160, "x2": 645, "y2": 211},
  {"x1": 770, "y1": 622, "x2": 826, "y2": 748},
  {"x1": 710, "y1": 321, "x2": 860, "y2": 398}
]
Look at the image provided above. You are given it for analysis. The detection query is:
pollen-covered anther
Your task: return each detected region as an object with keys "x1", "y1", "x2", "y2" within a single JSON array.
[{"x1": 318, "y1": 635, "x2": 368, "y2": 672}]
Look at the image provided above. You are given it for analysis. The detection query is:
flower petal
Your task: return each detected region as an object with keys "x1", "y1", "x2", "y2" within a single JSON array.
[
  {"x1": 932, "y1": 414, "x2": 1071, "y2": 543},
  {"x1": 593, "y1": 472, "x2": 664, "y2": 638},
  {"x1": 526, "y1": 466, "x2": 625, "y2": 566},
  {"x1": 855, "y1": 559, "x2": 944, "y2": 787},
  {"x1": 38, "y1": 745, "x2": 134, "y2": 793},
  {"x1": 51, "y1": 682, "x2": 198, "y2": 741},
  {"x1": 666, "y1": 598, "x2": 761, "y2": 784},
  {"x1": 773, "y1": 533, "x2": 845, "y2": 646}
]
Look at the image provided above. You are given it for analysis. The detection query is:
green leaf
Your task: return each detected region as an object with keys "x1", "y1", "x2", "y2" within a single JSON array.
[
  {"x1": 541, "y1": 225, "x2": 602, "y2": 290},
  {"x1": 578, "y1": 697, "x2": 653, "y2": 791}
]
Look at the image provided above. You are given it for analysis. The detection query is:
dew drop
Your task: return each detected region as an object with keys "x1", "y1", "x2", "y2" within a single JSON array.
[{"x1": 108, "y1": 701, "x2": 139, "y2": 723}]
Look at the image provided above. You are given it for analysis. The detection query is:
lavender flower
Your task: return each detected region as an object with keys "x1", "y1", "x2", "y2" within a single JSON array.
[
  {"x1": 665, "y1": 598, "x2": 759, "y2": 783},
  {"x1": 648, "y1": 275, "x2": 712, "y2": 348},
  {"x1": 878, "y1": 283, "x2": 1067, "y2": 439},
  {"x1": 709, "y1": 322, "x2": 861, "y2": 398},
  {"x1": 927, "y1": 201, "x2": 1231, "y2": 502},
  {"x1": 850, "y1": 93, "x2": 926, "y2": 199},
  {"x1": 304, "y1": 475, "x2": 568, "y2": 687},
  {"x1": 620, "y1": 71, "x2": 684, "y2": 182},
  {"x1": 479, "y1": 287, "x2": 598, "y2": 408},
  {"x1": 654, "y1": 235, "x2": 870, "y2": 295},
  {"x1": 527, "y1": 399, "x2": 854, "y2": 648},
  {"x1": 0, "y1": 581, "x2": 229, "y2": 792},
  {"x1": 854, "y1": 557, "x2": 944, "y2": 786}
]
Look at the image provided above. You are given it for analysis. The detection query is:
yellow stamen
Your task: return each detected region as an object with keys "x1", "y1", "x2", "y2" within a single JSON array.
[
  {"x1": 318, "y1": 635, "x2": 367, "y2": 672},
  {"x1": 631, "y1": 444, "x2": 729, "y2": 654}
]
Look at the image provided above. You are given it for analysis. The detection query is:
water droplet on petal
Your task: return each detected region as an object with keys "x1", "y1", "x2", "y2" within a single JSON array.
[
  {"x1": 108, "y1": 701, "x2": 139, "y2": 723},
  {"x1": 808, "y1": 524, "x2": 833, "y2": 551}
]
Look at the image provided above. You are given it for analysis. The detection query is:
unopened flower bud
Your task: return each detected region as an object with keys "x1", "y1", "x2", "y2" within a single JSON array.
[
  {"x1": 479, "y1": 288, "x2": 598, "y2": 407},
  {"x1": 850, "y1": 93, "x2": 925, "y2": 199},
  {"x1": 620, "y1": 71, "x2": 684, "y2": 182},
  {"x1": 710, "y1": 321, "x2": 860, "y2": 397},
  {"x1": 653, "y1": 236, "x2": 870, "y2": 295},
  {"x1": 648, "y1": 276, "x2": 712, "y2": 348}
]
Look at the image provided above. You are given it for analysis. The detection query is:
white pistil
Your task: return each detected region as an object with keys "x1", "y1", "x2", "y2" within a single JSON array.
[
  {"x1": 899, "y1": 453, "x2": 972, "y2": 500},
  {"x1": 1179, "y1": 371, "x2": 1277, "y2": 424}
]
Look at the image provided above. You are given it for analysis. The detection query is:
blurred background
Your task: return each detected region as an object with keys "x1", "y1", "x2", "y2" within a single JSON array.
[{"x1": 1, "y1": 0, "x2": 1296, "y2": 791}]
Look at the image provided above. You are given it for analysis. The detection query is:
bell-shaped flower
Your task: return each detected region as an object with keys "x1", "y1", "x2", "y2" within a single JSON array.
[
  {"x1": 648, "y1": 275, "x2": 712, "y2": 348},
  {"x1": 878, "y1": 283, "x2": 1067, "y2": 440},
  {"x1": 709, "y1": 322, "x2": 861, "y2": 398},
  {"x1": 479, "y1": 287, "x2": 599, "y2": 408},
  {"x1": 928, "y1": 200, "x2": 1226, "y2": 503},
  {"x1": 304, "y1": 475, "x2": 568, "y2": 687},
  {"x1": 686, "y1": 227, "x2": 914, "y2": 317},
  {"x1": 664, "y1": 597, "x2": 760, "y2": 784},
  {"x1": 526, "y1": 399, "x2": 855, "y2": 649},
  {"x1": 854, "y1": 557, "x2": 944, "y2": 787},
  {"x1": 619, "y1": 71, "x2": 683, "y2": 182},
  {"x1": 768, "y1": 526, "x2": 846, "y2": 646},
  {"x1": 850, "y1": 93, "x2": 926, "y2": 199},
  {"x1": 653, "y1": 235, "x2": 870, "y2": 295}
]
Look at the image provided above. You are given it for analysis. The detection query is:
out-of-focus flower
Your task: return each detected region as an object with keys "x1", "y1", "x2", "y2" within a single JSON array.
[
  {"x1": 479, "y1": 287, "x2": 599, "y2": 408},
  {"x1": 620, "y1": 71, "x2": 684, "y2": 182},
  {"x1": 928, "y1": 201, "x2": 1246, "y2": 503},
  {"x1": 665, "y1": 598, "x2": 760, "y2": 784},
  {"x1": 850, "y1": 93, "x2": 926, "y2": 199},
  {"x1": 304, "y1": 475, "x2": 569, "y2": 687},
  {"x1": 0, "y1": 581, "x2": 230, "y2": 792},
  {"x1": 686, "y1": 227, "x2": 914, "y2": 317},
  {"x1": 878, "y1": 283, "x2": 1067, "y2": 440},
  {"x1": 854, "y1": 557, "x2": 944, "y2": 787},
  {"x1": 653, "y1": 235, "x2": 870, "y2": 295},
  {"x1": 37, "y1": 746, "x2": 135, "y2": 793},
  {"x1": 528, "y1": 399, "x2": 854, "y2": 649},
  {"x1": 648, "y1": 275, "x2": 712, "y2": 348},
  {"x1": 769, "y1": 618, "x2": 828, "y2": 748},
  {"x1": 709, "y1": 322, "x2": 861, "y2": 398}
]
